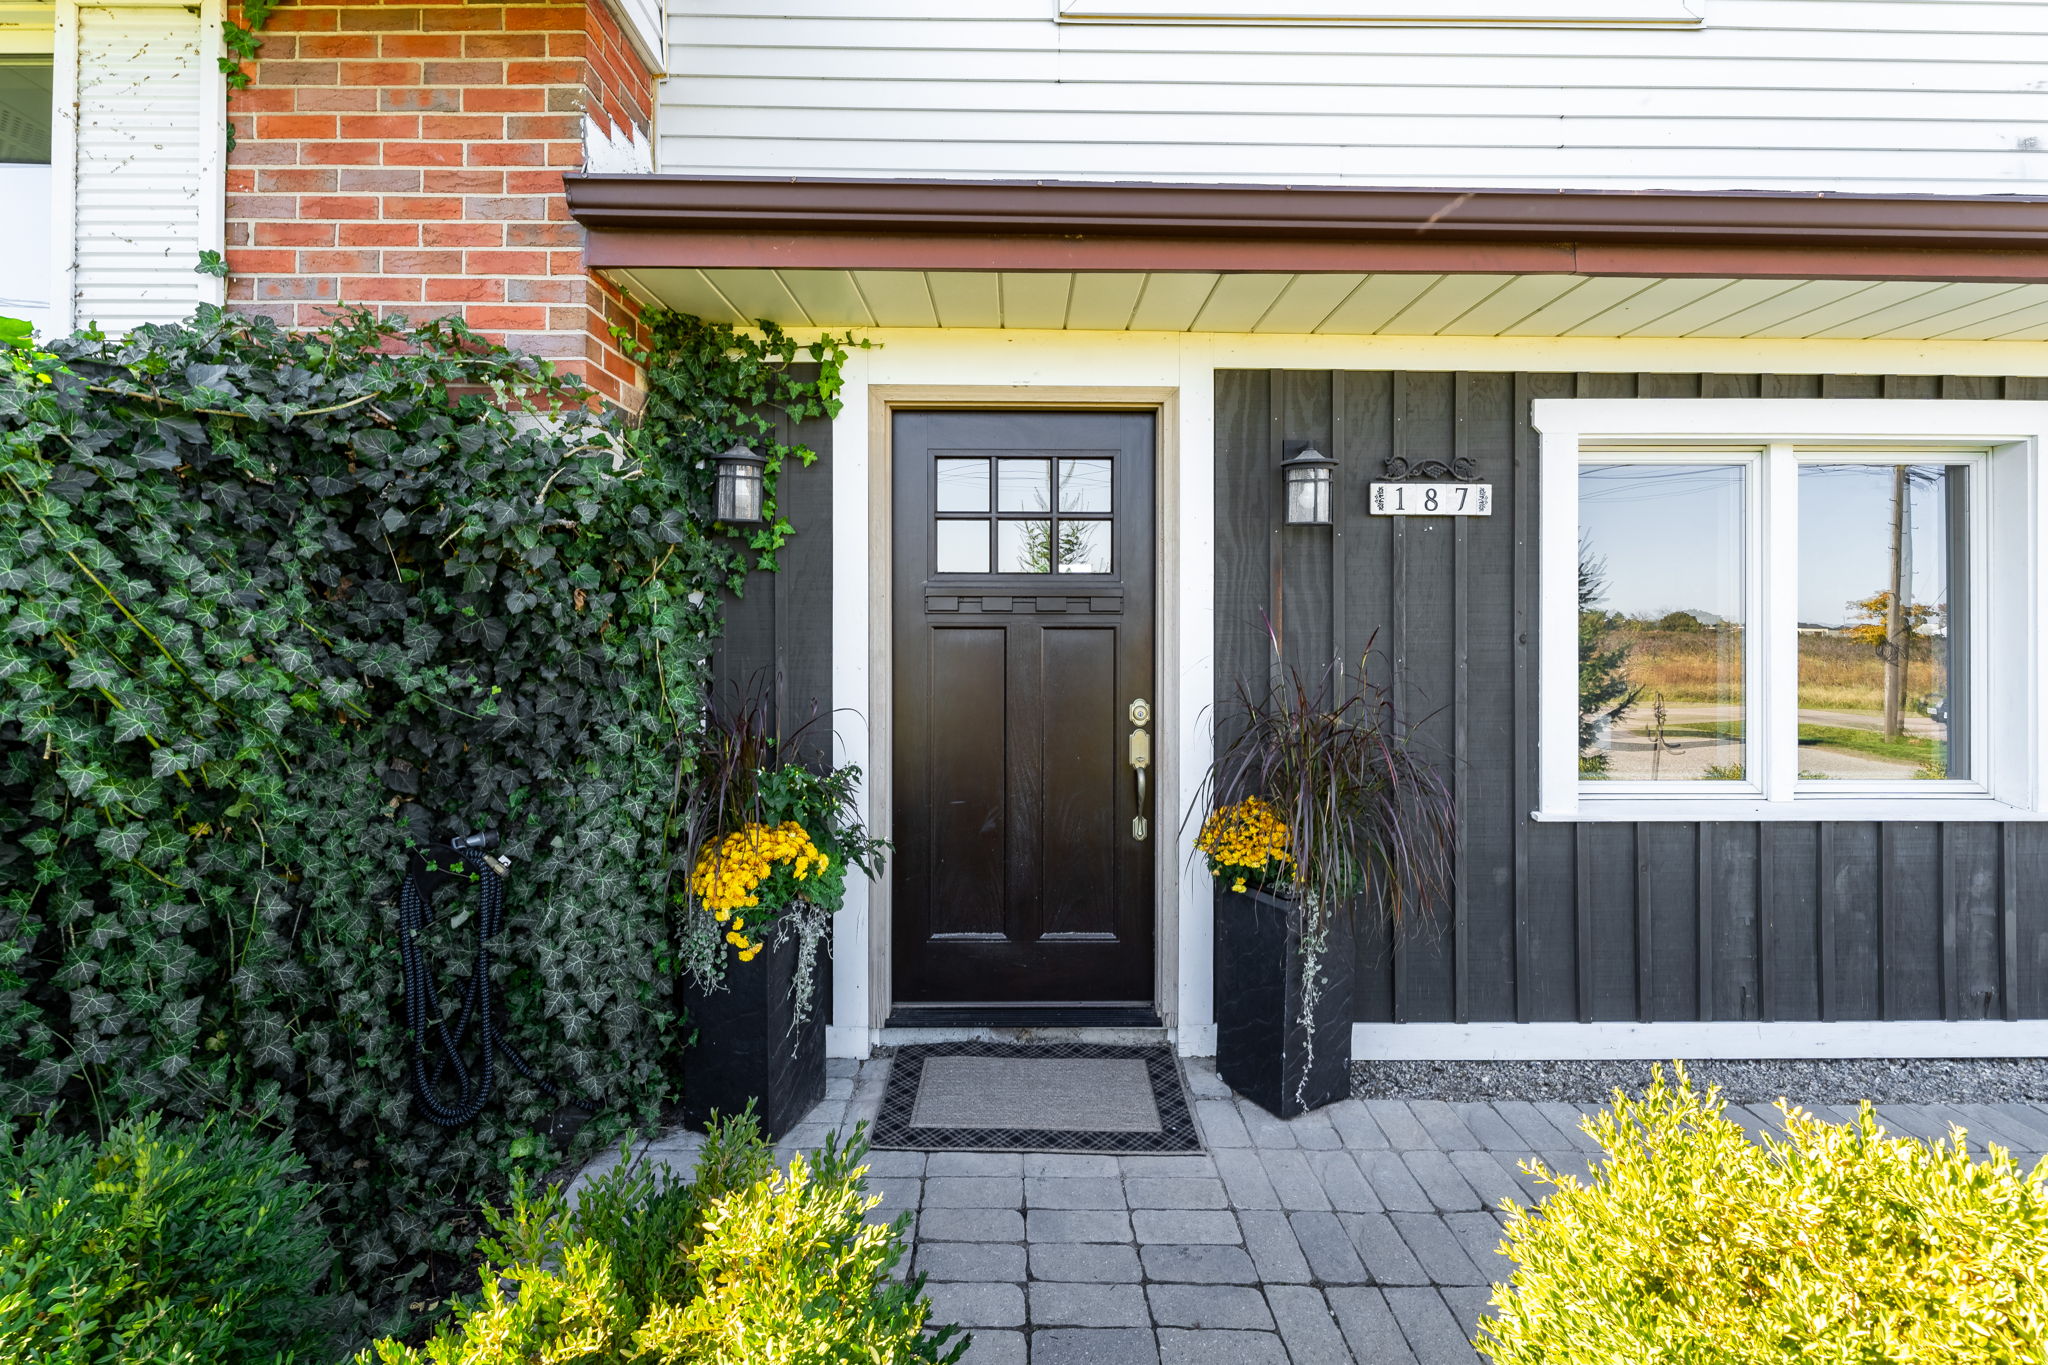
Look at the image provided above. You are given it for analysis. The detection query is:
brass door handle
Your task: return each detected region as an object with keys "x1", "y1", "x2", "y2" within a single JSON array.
[{"x1": 1128, "y1": 698, "x2": 1151, "y2": 841}]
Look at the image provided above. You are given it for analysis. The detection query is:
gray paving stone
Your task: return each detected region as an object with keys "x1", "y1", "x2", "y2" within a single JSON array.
[
  {"x1": 1445, "y1": 1210, "x2": 1516, "y2": 1283},
  {"x1": 1533, "y1": 1102, "x2": 1605, "y2": 1153},
  {"x1": 1441, "y1": 1285, "x2": 1497, "y2": 1340},
  {"x1": 1133, "y1": 1209, "x2": 1243, "y2": 1244},
  {"x1": 1339, "y1": 1211, "x2": 1431, "y2": 1286},
  {"x1": 1138, "y1": 1243, "x2": 1258, "y2": 1284},
  {"x1": 1180, "y1": 1061, "x2": 1232, "y2": 1099},
  {"x1": 1306, "y1": 1147, "x2": 1382, "y2": 1212},
  {"x1": 1194, "y1": 1099, "x2": 1252, "y2": 1147},
  {"x1": 1030, "y1": 1281, "x2": 1151, "y2": 1328},
  {"x1": 924, "y1": 1176, "x2": 1021, "y2": 1208},
  {"x1": 1149, "y1": 1284, "x2": 1276, "y2": 1331},
  {"x1": 825, "y1": 1056, "x2": 859, "y2": 1078},
  {"x1": 1491, "y1": 1100, "x2": 1578, "y2": 1150},
  {"x1": 1211, "y1": 1147, "x2": 1283, "y2": 1209},
  {"x1": 929, "y1": 1151, "x2": 1024, "y2": 1177},
  {"x1": 1364, "y1": 1100, "x2": 1436, "y2": 1150},
  {"x1": 1030, "y1": 1241, "x2": 1142, "y2": 1283},
  {"x1": 921, "y1": 1207, "x2": 1024, "y2": 1242},
  {"x1": 1326, "y1": 1286, "x2": 1420, "y2": 1364},
  {"x1": 1390, "y1": 1212, "x2": 1487, "y2": 1285},
  {"x1": 866, "y1": 1177, "x2": 922, "y2": 1220},
  {"x1": 1237, "y1": 1208, "x2": 1314, "y2": 1284},
  {"x1": 1156, "y1": 1329, "x2": 1289, "y2": 1365},
  {"x1": 1291, "y1": 1109, "x2": 1344, "y2": 1150},
  {"x1": 1265, "y1": 1284, "x2": 1352, "y2": 1365},
  {"x1": 860, "y1": 1149, "x2": 927, "y2": 1178},
  {"x1": 1026, "y1": 1153, "x2": 1119, "y2": 1178},
  {"x1": 1384, "y1": 1286, "x2": 1483, "y2": 1364},
  {"x1": 924, "y1": 1280, "x2": 1025, "y2": 1329},
  {"x1": 1324, "y1": 1099, "x2": 1393, "y2": 1150},
  {"x1": 1446, "y1": 1149, "x2": 1527, "y2": 1211},
  {"x1": 961, "y1": 1329, "x2": 1026, "y2": 1365},
  {"x1": 1026, "y1": 1176, "x2": 1126, "y2": 1210},
  {"x1": 1401, "y1": 1149, "x2": 1484, "y2": 1211},
  {"x1": 1500, "y1": 1153, "x2": 1552, "y2": 1203},
  {"x1": 1289, "y1": 1210, "x2": 1367, "y2": 1284},
  {"x1": 1030, "y1": 1328, "x2": 1159, "y2": 1365},
  {"x1": 1407, "y1": 1100, "x2": 1484, "y2": 1150},
  {"x1": 1356, "y1": 1149, "x2": 1435, "y2": 1211},
  {"x1": 824, "y1": 1075, "x2": 855, "y2": 1100},
  {"x1": 1258, "y1": 1147, "x2": 1333, "y2": 1211},
  {"x1": 1126, "y1": 1176, "x2": 1228, "y2": 1209},
  {"x1": 1028, "y1": 1209, "x2": 1134, "y2": 1243},
  {"x1": 1120, "y1": 1154, "x2": 1218, "y2": 1178},
  {"x1": 1242, "y1": 1103, "x2": 1302, "y2": 1149},
  {"x1": 1453, "y1": 1103, "x2": 1529, "y2": 1151},
  {"x1": 1535, "y1": 1149, "x2": 1596, "y2": 1187},
  {"x1": 915, "y1": 1241, "x2": 1027, "y2": 1282}
]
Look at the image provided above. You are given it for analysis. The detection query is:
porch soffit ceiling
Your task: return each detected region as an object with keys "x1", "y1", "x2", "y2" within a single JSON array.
[{"x1": 569, "y1": 176, "x2": 2048, "y2": 342}]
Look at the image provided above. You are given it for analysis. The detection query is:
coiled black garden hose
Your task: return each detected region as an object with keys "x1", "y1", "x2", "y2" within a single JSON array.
[{"x1": 399, "y1": 833, "x2": 572, "y2": 1128}]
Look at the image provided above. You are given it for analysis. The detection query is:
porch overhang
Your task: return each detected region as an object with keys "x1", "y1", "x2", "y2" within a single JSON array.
[{"x1": 564, "y1": 175, "x2": 2048, "y2": 340}]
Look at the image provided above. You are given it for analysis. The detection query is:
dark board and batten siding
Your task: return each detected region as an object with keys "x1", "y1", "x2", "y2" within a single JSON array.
[
  {"x1": 713, "y1": 396, "x2": 834, "y2": 768},
  {"x1": 1215, "y1": 370, "x2": 2048, "y2": 1027}
]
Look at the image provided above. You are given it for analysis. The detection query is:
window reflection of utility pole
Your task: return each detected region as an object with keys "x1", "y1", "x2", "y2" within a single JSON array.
[{"x1": 1882, "y1": 465, "x2": 1909, "y2": 742}]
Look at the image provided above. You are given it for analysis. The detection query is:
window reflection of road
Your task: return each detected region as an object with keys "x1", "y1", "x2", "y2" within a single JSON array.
[{"x1": 1591, "y1": 704, "x2": 1944, "y2": 781}]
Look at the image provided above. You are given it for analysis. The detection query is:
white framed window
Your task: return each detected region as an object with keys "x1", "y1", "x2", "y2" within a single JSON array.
[
  {"x1": 1055, "y1": 0, "x2": 1700, "y2": 26},
  {"x1": 1534, "y1": 399, "x2": 2048, "y2": 822},
  {"x1": 0, "y1": 11, "x2": 56, "y2": 336}
]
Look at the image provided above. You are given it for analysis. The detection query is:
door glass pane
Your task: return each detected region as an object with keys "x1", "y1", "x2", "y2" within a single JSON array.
[
  {"x1": 936, "y1": 458, "x2": 989, "y2": 512},
  {"x1": 1058, "y1": 459, "x2": 1113, "y2": 513},
  {"x1": 1578, "y1": 463, "x2": 1747, "y2": 783},
  {"x1": 935, "y1": 520, "x2": 990, "y2": 574},
  {"x1": 997, "y1": 459, "x2": 1052, "y2": 513},
  {"x1": 1797, "y1": 463, "x2": 1964, "y2": 780},
  {"x1": 997, "y1": 520, "x2": 1053, "y2": 573},
  {"x1": 1056, "y1": 520, "x2": 1112, "y2": 574}
]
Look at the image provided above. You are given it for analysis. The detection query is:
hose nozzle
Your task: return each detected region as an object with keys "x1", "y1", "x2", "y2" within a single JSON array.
[{"x1": 450, "y1": 830, "x2": 500, "y2": 854}]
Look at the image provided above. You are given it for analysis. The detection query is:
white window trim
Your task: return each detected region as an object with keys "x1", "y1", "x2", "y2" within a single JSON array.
[
  {"x1": 1056, "y1": 0, "x2": 1700, "y2": 26},
  {"x1": 1534, "y1": 399, "x2": 2048, "y2": 824}
]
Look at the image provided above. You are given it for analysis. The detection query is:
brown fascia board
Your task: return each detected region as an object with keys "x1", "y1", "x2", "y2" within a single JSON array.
[{"x1": 564, "y1": 174, "x2": 2048, "y2": 255}]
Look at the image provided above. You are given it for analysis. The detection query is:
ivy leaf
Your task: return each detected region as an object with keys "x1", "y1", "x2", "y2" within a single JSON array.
[{"x1": 94, "y1": 823, "x2": 146, "y2": 861}]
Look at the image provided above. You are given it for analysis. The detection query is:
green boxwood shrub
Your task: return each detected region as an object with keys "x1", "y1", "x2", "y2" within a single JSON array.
[
  {"x1": 360, "y1": 1116, "x2": 966, "y2": 1365},
  {"x1": 0, "y1": 1110, "x2": 333, "y2": 1363},
  {"x1": 1480, "y1": 1066, "x2": 2048, "y2": 1364}
]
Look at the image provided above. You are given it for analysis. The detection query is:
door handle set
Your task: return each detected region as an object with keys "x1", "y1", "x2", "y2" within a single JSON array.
[{"x1": 1128, "y1": 698, "x2": 1152, "y2": 841}]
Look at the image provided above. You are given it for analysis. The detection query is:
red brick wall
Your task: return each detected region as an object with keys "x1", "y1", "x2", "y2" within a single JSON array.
[{"x1": 224, "y1": 0, "x2": 655, "y2": 406}]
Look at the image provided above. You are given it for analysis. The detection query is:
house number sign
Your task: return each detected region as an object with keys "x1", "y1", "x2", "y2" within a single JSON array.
[{"x1": 1369, "y1": 482, "x2": 1493, "y2": 516}]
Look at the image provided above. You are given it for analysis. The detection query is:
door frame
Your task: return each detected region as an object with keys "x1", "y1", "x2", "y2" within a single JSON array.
[{"x1": 866, "y1": 386, "x2": 1183, "y2": 1030}]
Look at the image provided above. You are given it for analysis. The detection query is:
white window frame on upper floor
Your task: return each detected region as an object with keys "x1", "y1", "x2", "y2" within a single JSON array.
[
  {"x1": 1533, "y1": 399, "x2": 2048, "y2": 824},
  {"x1": 1055, "y1": 0, "x2": 1700, "y2": 26}
]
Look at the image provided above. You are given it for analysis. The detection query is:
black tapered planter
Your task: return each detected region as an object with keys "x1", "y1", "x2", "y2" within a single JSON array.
[
  {"x1": 677, "y1": 928, "x2": 825, "y2": 1141},
  {"x1": 1214, "y1": 886, "x2": 1357, "y2": 1119}
]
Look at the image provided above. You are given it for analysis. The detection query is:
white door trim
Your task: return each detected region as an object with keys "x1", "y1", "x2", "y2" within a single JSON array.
[{"x1": 841, "y1": 384, "x2": 1186, "y2": 1054}]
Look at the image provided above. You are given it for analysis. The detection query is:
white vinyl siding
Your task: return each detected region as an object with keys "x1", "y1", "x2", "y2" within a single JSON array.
[
  {"x1": 661, "y1": 1, "x2": 2048, "y2": 193},
  {"x1": 67, "y1": 1, "x2": 221, "y2": 332}
]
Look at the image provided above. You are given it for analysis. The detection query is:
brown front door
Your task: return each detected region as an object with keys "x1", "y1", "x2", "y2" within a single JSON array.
[{"x1": 892, "y1": 410, "x2": 1156, "y2": 1008}]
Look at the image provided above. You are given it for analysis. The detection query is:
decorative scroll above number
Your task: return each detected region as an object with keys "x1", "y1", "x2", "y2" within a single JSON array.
[{"x1": 1382, "y1": 455, "x2": 1480, "y2": 481}]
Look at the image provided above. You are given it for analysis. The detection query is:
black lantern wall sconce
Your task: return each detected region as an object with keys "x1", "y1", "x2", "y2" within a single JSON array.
[
  {"x1": 1280, "y1": 443, "x2": 1337, "y2": 525},
  {"x1": 714, "y1": 443, "x2": 768, "y2": 524}
]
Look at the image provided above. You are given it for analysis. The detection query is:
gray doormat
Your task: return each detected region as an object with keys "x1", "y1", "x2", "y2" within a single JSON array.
[{"x1": 871, "y1": 1042, "x2": 1201, "y2": 1153}]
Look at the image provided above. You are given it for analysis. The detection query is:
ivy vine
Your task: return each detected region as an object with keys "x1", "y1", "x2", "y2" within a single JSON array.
[
  {"x1": 0, "y1": 305, "x2": 852, "y2": 1313},
  {"x1": 218, "y1": 0, "x2": 281, "y2": 151}
]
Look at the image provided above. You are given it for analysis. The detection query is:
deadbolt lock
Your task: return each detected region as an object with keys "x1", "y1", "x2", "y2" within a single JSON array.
[{"x1": 1129, "y1": 698, "x2": 1151, "y2": 727}]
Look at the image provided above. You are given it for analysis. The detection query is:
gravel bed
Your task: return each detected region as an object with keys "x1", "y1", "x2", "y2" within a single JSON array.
[{"x1": 1351, "y1": 1056, "x2": 2048, "y2": 1105}]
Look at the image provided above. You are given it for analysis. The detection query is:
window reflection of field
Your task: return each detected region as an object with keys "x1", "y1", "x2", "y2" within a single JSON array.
[{"x1": 1590, "y1": 628, "x2": 1947, "y2": 781}]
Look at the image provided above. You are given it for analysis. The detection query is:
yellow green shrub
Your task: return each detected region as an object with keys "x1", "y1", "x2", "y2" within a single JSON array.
[
  {"x1": 360, "y1": 1116, "x2": 965, "y2": 1365},
  {"x1": 1479, "y1": 1066, "x2": 2048, "y2": 1365}
]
